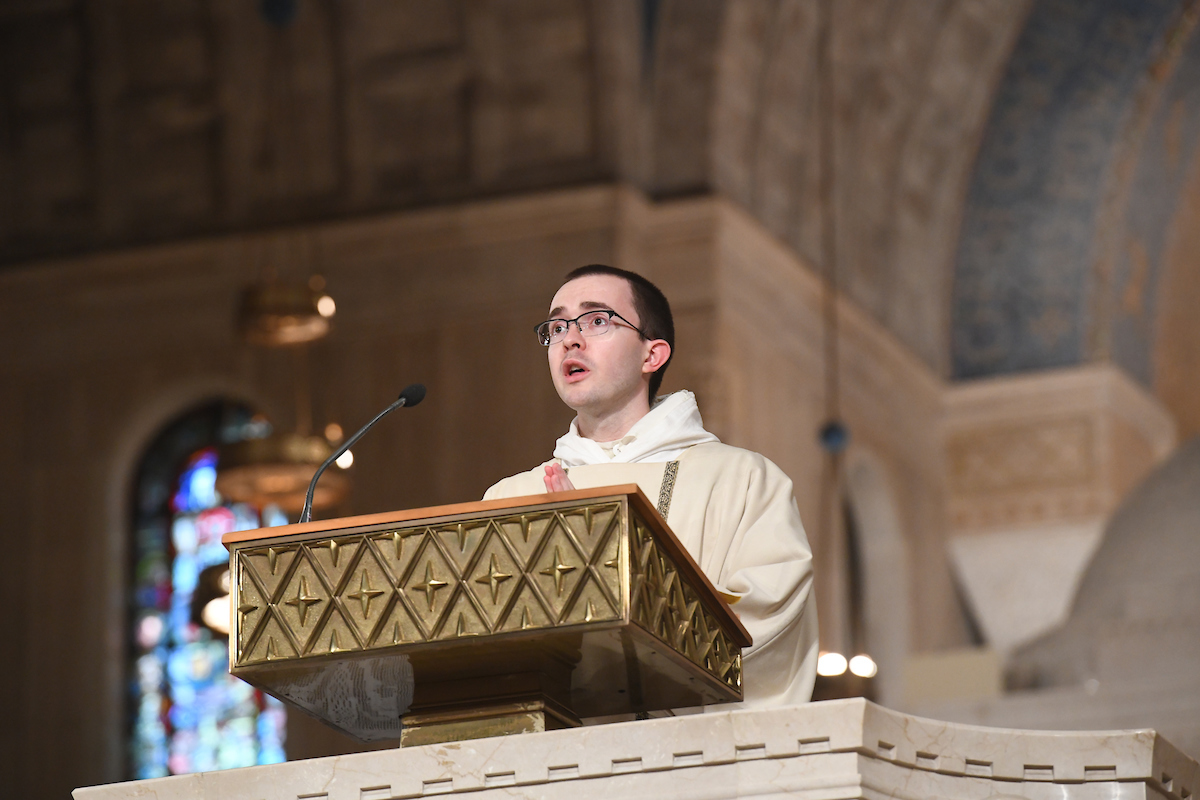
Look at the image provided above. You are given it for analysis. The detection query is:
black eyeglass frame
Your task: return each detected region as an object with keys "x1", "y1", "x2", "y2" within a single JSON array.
[{"x1": 534, "y1": 309, "x2": 649, "y2": 346}]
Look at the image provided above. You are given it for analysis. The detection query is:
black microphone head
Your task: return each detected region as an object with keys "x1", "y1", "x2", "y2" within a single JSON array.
[{"x1": 399, "y1": 383, "x2": 426, "y2": 407}]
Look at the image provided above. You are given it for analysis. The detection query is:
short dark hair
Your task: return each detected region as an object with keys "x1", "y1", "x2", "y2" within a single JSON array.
[{"x1": 562, "y1": 264, "x2": 674, "y2": 399}]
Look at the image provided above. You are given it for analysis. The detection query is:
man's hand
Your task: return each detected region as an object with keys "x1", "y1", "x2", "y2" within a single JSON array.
[{"x1": 543, "y1": 463, "x2": 576, "y2": 493}]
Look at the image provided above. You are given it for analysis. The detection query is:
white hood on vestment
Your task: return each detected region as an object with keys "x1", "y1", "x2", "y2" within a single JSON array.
[{"x1": 552, "y1": 390, "x2": 720, "y2": 466}]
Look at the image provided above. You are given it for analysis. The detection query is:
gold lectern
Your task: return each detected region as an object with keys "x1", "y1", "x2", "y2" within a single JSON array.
[{"x1": 222, "y1": 486, "x2": 751, "y2": 747}]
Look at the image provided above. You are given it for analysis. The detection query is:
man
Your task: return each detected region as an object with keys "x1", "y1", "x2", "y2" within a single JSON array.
[{"x1": 485, "y1": 265, "x2": 818, "y2": 708}]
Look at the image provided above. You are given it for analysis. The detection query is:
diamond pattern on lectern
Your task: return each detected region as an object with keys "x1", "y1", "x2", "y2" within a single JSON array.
[
  {"x1": 595, "y1": 522, "x2": 622, "y2": 602},
  {"x1": 561, "y1": 502, "x2": 619, "y2": 558},
  {"x1": 465, "y1": 531, "x2": 520, "y2": 627},
  {"x1": 314, "y1": 605, "x2": 360, "y2": 654},
  {"x1": 341, "y1": 547, "x2": 392, "y2": 642},
  {"x1": 497, "y1": 580, "x2": 554, "y2": 633},
  {"x1": 244, "y1": 612, "x2": 299, "y2": 663},
  {"x1": 277, "y1": 553, "x2": 331, "y2": 651},
  {"x1": 497, "y1": 512, "x2": 554, "y2": 566},
  {"x1": 370, "y1": 528, "x2": 426, "y2": 584},
  {"x1": 241, "y1": 545, "x2": 297, "y2": 601},
  {"x1": 626, "y1": 514, "x2": 741, "y2": 692},
  {"x1": 368, "y1": 596, "x2": 424, "y2": 648},
  {"x1": 563, "y1": 574, "x2": 619, "y2": 625},
  {"x1": 402, "y1": 539, "x2": 455, "y2": 636},
  {"x1": 231, "y1": 497, "x2": 745, "y2": 693},
  {"x1": 235, "y1": 562, "x2": 268, "y2": 660},
  {"x1": 433, "y1": 521, "x2": 489, "y2": 572},
  {"x1": 530, "y1": 522, "x2": 586, "y2": 619},
  {"x1": 670, "y1": 581, "x2": 701, "y2": 657},
  {"x1": 435, "y1": 590, "x2": 488, "y2": 639},
  {"x1": 630, "y1": 521, "x2": 667, "y2": 631},
  {"x1": 691, "y1": 601, "x2": 716, "y2": 663},
  {"x1": 307, "y1": 537, "x2": 360, "y2": 590}
]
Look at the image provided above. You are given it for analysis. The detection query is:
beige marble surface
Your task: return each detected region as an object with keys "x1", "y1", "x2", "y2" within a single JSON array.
[
  {"x1": 75, "y1": 698, "x2": 1198, "y2": 800},
  {"x1": 941, "y1": 364, "x2": 1176, "y2": 656},
  {"x1": 942, "y1": 364, "x2": 1176, "y2": 536},
  {"x1": 949, "y1": 521, "x2": 1105, "y2": 653}
]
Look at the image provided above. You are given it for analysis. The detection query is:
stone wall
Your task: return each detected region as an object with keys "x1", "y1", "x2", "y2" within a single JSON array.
[{"x1": 0, "y1": 183, "x2": 1178, "y2": 798}]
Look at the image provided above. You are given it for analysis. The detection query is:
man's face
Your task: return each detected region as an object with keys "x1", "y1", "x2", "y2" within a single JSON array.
[{"x1": 545, "y1": 274, "x2": 656, "y2": 417}]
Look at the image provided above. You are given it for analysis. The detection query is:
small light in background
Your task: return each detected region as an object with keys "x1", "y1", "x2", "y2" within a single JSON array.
[
  {"x1": 316, "y1": 295, "x2": 336, "y2": 318},
  {"x1": 202, "y1": 594, "x2": 231, "y2": 635},
  {"x1": 136, "y1": 614, "x2": 165, "y2": 649},
  {"x1": 324, "y1": 422, "x2": 343, "y2": 442},
  {"x1": 817, "y1": 651, "x2": 848, "y2": 677},
  {"x1": 336, "y1": 450, "x2": 354, "y2": 469},
  {"x1": 848, "y1": 654, "x2": 878, "y2": 678},
  {"x1": 193, "y1": 564, "x2": 232, "y2": 636}
]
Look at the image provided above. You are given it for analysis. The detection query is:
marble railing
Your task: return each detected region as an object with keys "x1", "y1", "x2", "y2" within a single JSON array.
[{"x1": 75, "y1": 698, "x2": 1198, "y2": 800}]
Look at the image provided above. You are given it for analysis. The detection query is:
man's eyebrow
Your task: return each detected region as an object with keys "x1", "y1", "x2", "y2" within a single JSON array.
[{"x1": 547, "y1": 300, "x2": 614, "y2": 318}]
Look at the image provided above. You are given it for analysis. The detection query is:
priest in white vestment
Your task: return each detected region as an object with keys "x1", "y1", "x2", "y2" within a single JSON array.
[{"x1": 484, "y1": 265, "x2": 818, "y2": 709}]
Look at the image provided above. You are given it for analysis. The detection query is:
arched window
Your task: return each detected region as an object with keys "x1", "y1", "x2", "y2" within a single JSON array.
[
  {"x1": 813, "y1": 453, "x2": 910, "y2": 707},
  {"x1": 129, "y1": 401, "x2": 288, "y2": 778}
]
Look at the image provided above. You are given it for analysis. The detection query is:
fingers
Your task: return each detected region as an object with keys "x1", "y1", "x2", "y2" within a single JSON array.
[{"x1": 543, "y1": 463, "x2": 576, "y2": 493}]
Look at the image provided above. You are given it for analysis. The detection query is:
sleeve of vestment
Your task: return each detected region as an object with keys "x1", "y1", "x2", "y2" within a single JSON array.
[{"x1": 698, "y1": 449, "x2": 818, "y2": 708}]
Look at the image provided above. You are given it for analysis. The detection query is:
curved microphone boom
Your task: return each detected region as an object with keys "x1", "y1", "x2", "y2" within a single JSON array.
[{"x1": 298, "y1": 383, "x2": 426, "y2": 523}]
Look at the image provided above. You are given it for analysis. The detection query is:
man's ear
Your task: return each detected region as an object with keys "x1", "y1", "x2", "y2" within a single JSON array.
[{"x1": 642, "y1": 340, "x2": 672, "y2": 374}]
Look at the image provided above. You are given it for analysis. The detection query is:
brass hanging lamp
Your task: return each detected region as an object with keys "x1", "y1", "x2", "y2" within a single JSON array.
[
  {"x1": 216, "y1": 272, "x2": 348, "y2": 514},
  {"x1": 213, "y1": 0, "x2": 350, "y2": 518},
  {"x1": 204, "y1": 274, "x2": 345, "y2": 638},
  {"x1": 237, "y1": 276, "x2": 336, "y2": 347}
]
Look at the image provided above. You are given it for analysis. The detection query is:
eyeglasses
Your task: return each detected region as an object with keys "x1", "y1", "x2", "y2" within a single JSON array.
[{"x1": 534, "y1": 309, "x2": 647, "y2": 346}]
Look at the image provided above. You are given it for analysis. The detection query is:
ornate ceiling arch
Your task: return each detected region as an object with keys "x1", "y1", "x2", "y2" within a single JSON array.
[
  {"x1": 951, "y1": 0, "x2": 1200, "y2": 384},
  {"x1": 706, "y1": 0, "x2": 1029, "y2": 373}
]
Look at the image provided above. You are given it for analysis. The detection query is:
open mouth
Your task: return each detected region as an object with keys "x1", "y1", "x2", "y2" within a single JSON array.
[{"x1": 562, "y1": 360, "x2": 589, "y2": 380}]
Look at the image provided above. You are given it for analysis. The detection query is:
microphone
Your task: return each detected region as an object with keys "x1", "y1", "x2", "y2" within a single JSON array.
[{"x1": 298, "y1": 383, "x2": 426, "y2": 523}]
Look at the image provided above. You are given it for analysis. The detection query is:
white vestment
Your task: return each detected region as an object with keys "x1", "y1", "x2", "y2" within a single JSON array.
[{"x1": 484, "y1": 391, "x2": 818, "y2": 709}]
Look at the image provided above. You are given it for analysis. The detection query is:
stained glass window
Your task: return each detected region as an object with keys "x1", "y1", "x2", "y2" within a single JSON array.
[{"x1": 130, "y1": 403, "x2": 288, "y2": 779}]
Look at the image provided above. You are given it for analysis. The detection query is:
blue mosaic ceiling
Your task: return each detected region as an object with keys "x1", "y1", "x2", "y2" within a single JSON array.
[{"x1": 952, "y1": 0, "x2": 1200, "y2": 382}]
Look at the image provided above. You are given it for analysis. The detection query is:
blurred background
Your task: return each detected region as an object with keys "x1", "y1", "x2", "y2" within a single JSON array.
[{"x1": 2, "y1": 0, "x2": 1200, "y2": 796}]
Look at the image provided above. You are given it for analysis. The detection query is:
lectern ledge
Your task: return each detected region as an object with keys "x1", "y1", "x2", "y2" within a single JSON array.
[{"x1": 221, "y1": 485, "x2": 751, "y2": 746}]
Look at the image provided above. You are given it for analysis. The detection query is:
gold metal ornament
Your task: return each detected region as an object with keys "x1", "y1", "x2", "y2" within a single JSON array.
[{"x1": 224, "y1": 487, "x2": 749, "y2": 745}]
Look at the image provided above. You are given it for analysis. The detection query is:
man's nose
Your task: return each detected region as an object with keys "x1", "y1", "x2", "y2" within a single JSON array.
[{"x1": 560, "y1": 320, "x2": 586, "y2": 347}]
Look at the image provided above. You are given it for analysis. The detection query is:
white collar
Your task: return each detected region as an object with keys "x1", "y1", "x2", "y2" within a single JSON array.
[{"x1": 553, "y1": 390, "x2": 720, "y2": 466}]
